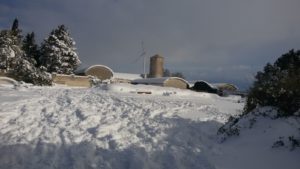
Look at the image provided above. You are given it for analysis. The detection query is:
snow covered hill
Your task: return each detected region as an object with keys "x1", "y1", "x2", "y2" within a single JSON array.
[{"x1": 0, "y1": 84, "x2": 299, "y2": 169}]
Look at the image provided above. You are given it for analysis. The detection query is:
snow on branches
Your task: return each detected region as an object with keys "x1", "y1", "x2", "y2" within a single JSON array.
[{"x1": 40, "y1": 25, "x2": 81, "y2": 74}]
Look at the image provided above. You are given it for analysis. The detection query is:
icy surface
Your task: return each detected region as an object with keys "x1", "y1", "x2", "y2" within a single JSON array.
[{"x1": 0, "y1": 84, "x2": 299, "y2": 169}]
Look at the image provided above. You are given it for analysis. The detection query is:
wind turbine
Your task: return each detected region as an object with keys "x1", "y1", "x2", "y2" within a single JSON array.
[{"x1": 133, "y1": 41, "x2": 147, "y2": 78}]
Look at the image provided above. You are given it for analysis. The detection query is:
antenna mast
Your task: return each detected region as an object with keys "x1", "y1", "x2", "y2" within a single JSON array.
[{"x1": 141, "y1": 41, "x2": 147, "y2": 78}]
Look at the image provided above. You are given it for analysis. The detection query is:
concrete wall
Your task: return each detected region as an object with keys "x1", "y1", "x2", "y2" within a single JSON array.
[
  {"x1": 149, "y1": 54, "x2": 164, "y2": 78},
  {"x1": 52, "y1": 74, "x2": 91, "y2": 87}
]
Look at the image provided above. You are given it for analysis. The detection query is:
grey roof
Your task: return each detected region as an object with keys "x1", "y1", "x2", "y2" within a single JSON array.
[{"x1": 132, "y1": 77, "x2": 189, "y2": 85}]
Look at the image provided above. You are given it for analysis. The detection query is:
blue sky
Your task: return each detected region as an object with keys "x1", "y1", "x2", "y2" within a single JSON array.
[{"x1": 1, "y1": 0, "x2": 300, "y2": 89}]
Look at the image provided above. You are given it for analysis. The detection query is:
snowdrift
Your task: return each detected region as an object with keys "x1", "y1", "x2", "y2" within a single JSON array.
[{"x1": 0, "y1": 86, "x2": 299, "y2": 169}]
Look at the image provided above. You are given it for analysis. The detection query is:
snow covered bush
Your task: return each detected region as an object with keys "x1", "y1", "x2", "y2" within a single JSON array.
[
  {"x1": 90, "y1": 76, "x2": 103, "y2": 86},
  {"x1": 10, "y1": 59, "x2": 52, "y2": 86},
  {"x1": 217, "y1": 116, "x2": 240, "y2": 142},
  {"x1": 272, "y1": 136, "x2": 300, "y2": 151},
  {"x1": 288, "y1": 136, "x2": 300, "y2": 150},
  {"x1": 218, "y1": 107, "x2": 300, "y2": 147},
  {"x1": 40, "y1": 25, "x2": 81, "y2": 74},
  {"x1": 245, "y1": 50, "x2": 300, "y2": 116}
]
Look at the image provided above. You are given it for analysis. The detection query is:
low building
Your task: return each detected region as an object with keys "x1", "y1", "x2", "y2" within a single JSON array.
[
  {"x1": 191, "y1": 80, "x2": 218, "y2": 94},
  {"x1": 76, "y1": 64, "x2": 144, "y2": 84},
  {"x1": 76, "y1": 65, "x2": 114, "y2": 81},
  {"x1": 112, "y1": 72, "x2": 142, "y2": 83},
  {"x1": 191, "y1": 81, "x2": 239, "y2": 96},
  {"x1": 212, "y1": 83, "x2": 238, "y2": 95},
  {"x1": 132, "y1": 77, "x2": 189, "y2": 89},
  {"x1": 52, "y1": 74, "x2": 92, "y2": 87},
  {"x1": 0, "y1": 77, "x2": 18, "y2": 87},
  {"x1": 212, "y1": 83, "x2": 238, "y2": 92}
]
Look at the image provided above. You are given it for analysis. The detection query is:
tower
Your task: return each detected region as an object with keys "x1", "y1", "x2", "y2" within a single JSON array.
[{"x1": 149, "y1": 54, "x2": 164, "y2": 78}]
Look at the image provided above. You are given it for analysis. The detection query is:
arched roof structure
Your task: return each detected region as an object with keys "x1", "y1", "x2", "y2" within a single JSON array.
[
  {"x1": 76, "y1": 65, "x2": 114, "y2": 80},
  {"x1": 132, "y1": 77, "x2": 189, "y2": 89},
  {"x1": 0, "y1": 77, "x2": 18, "y2": 86},
  {"x1": 212, "y1": 83, "x2": 238, "y2": 91}
]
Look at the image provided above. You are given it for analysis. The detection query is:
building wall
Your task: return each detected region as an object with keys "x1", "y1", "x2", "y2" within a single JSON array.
[
  {"x1": 149, "y1": 55, "x2": 164, "y2": 78},
  {"x1": 191, "y1": 81, "x2": 218, "y2": 94},
  {"x1": 52, "y1": 74, "x2": 91, "y2": 87},
  {"x1": 164, "y1": 79, "x2": 189, "y2": 89}
]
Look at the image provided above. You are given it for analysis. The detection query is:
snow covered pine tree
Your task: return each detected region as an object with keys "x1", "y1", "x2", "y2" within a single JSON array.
[
  {"x1": 0, "y1": 19, "x2": 23, "y2": 71},
  {"x1": 40, "y1": 25, "x2": 81, "y2": 74},
  {"x1": 0, "y1": 19, "x2": 52, "y2": 85},
  {"x1": 0, "y1": 30, "x2": 16, "y2": 71},
  {"x1": 22, "y1": 32, "x2": 40, "y2": 66},
  {"x1": 245, "y1": 50, "x2": 300, "y2": 116}
]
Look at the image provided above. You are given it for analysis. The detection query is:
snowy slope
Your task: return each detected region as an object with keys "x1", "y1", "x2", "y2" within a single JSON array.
[{"x1": 0, "y1": 84, "x2": 299, "y2": 169}]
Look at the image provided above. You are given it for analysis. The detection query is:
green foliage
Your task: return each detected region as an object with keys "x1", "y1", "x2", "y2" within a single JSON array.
[
  {"x1": 22, "y1": 32, "x2": 40, "y2": 66},
  {"x1": 245, "y1": 50, "x2": 300, "y2": 116}
]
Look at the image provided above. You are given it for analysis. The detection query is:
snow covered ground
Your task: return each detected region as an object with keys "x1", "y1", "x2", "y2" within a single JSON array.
[{"x1": 0, "y1": 84, "x2": 299, "y2": 169}]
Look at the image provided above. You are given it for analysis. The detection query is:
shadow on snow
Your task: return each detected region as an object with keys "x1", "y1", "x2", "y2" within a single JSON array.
[{"x1": 0, "y1": 117, "x2": 222, "y2": 169}]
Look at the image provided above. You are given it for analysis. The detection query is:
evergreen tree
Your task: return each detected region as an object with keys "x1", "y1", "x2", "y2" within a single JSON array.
[
  {"x1": 11, "y1": 18, "x2": 19, "y2": 31},
  {"x1": 0, "y1": 30, "x2": 23, "y2": 71},
  {"x1": 163, "y1": 69, "x2": 171, "y2": 77},
  {"x1": 245, "y1": 49, "x2": 300, "y2": 116},
  {"x1": 0, "y1": 19, "x2": 23, "y2": 71},
  {"x1": 40, "y1": 25, "x2": 81, "y2": 74},
  {"x1": 0, "y1": 19, "x2": 52, "y2": 86},
  {"x1": 0, "y1": 30, "x2": 13, "y2": 70},
  {"x1": 163, "y1": 68, "x2": 185, "y2": 79},
  {"x1": 172, "y1": 72, "x2": 185, "y2": 79},
  {"x1": 22, "y1": 32, "x2": 40, "y2": 66},
  {"x1": 10, "y1": 18, "x2": 22, "y2": 46}
]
